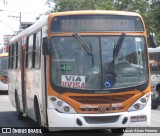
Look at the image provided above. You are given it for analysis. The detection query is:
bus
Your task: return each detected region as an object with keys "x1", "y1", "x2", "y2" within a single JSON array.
[
  {"x1": 148, "y1": 47, "x2": 160, "y2": 93},
  {"x1": 0, "y1": 53, "x2": 8, "y2": 91},
  {"x1": 8, "y1": 10, "x2": 151, "y2": 133}
]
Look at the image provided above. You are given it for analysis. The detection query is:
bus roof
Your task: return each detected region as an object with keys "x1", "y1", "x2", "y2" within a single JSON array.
[
  {"x1": 10, "y1": 10, "x2": 143, "y2": 44},
  {"x1": 52, "y1": 10, "x2": 141, "y2": 16},
  {"x1": 0, "y1": 53, "x2": 8, "y2": 57},
  {"x1": 148, "y1": 47, "x2": 160, "y2": 53}
]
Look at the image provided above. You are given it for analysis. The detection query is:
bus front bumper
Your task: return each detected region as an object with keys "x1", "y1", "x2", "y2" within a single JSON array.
[{"x1": 47, "y1": 104, "x2": 151, "y2": 131}]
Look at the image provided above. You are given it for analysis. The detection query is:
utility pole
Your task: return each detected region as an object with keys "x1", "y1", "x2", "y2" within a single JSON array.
[
  {"x1": 8, "y1": 12, "x2": 22, "y2": 32},
  {"x1": 0, "y1": 9, "x2": 22, "y2": 33}
]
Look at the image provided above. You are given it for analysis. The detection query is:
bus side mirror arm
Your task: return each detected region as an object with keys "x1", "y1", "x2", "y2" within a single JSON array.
[{"x1": 42, "y1": 38, "x2": 50, "y2": 55}]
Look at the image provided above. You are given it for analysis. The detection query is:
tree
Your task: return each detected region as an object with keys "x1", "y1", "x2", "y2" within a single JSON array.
[
  {"x1": 46, "y1": 0, "x2": 149, "y2": 13},
  {"x1": 46, "y1": 0, "x2": 114, "y2": 12},
  {"x1": 113, "y1": 0, "x2": 132, "y2": 10},
  {"x1": 149, "y1": 0, "x2": 160, "y2": 45},
  {"x1": 45, "y1": 0, "x2": 55, "y2": 13}
]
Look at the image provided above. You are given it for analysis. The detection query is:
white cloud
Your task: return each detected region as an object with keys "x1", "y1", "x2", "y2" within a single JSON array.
[
  {"x1": 5, "y1": 0, "x2": 48, "y2": 13},
  {"x1": 0, "y1": 0, "x2": 48, "y2": 43}
]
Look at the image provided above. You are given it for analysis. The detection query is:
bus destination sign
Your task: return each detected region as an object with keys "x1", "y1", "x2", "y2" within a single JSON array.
[{"x1": 51, "y1": 15, "x2": 144, "y2": 32}]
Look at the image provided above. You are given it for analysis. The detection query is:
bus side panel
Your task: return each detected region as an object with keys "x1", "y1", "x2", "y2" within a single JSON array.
[
  {"x1": 17, "y1": 70, "x2": 23, "y2": 112},
  {"x1": 8, "y1": 70, "x2": 16, "y2": 108},
  {"x1": 25, "y1": 30, "x2": 45, "y2": 123},
  {"x1": 8, "y1": 69, "x2": 22, "y2": 110},
  {"x1": 25, "y1": 69, "x2": 41, "y2": 120}
]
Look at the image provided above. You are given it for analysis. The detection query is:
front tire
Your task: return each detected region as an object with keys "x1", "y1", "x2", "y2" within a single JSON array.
[
  {"x1": 15, "y1": 94, "x2": 23, "y2": 120},
  {"x1": 34, "y1": 99, "x2": 41, "y2": 127}
]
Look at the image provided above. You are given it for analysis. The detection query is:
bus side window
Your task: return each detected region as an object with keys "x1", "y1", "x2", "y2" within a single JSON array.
[
  {"x1": 14, "y1": 42, "x2": 18, "y2": 69},
  {"x1": 11, "y1": 45, "x2": 14, "y2": 69},
  {"x1": 8, "y1": 46, "x2": 12, "y2": 69},
  {"x1": 13, "y1": 44, "x2": 16, "y2": 69},
  {"x1": 26, "y1": 35, "x2": 33, "y2": 69},
  {"x1": 32, "y1": 34, "x2": 36, "y2": 68},
  {"x1": 18, "y1": 41, "x2": 21, "y2": 69},
  {"x1": 33, "y1": 31, "x2": 41, "y2": 69}
]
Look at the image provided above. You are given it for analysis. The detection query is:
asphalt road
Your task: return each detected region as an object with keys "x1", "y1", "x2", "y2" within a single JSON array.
[{"x1": 0, "y1": 92, "x2": 160, "y2": 136}]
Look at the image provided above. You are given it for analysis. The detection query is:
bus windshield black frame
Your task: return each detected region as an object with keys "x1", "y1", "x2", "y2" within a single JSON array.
[{"x1": 50, "y1": 15, "x2": 144, "y2": 32}]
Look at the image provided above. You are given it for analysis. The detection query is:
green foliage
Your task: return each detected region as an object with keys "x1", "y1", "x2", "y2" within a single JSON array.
[
  {"x1": 51, "y1": 0, "x2": 114, "y2": 11},
  {"x1": 149, "y1": 0, "x2": 160, "y2": 45},
  {"x1": 45, "y1": 0, "x2": 160, "y2": 46}
]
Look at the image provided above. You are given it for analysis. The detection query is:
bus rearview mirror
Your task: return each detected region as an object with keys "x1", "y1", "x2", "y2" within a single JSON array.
[{"x1": 42, "y1": 38, "x2": 50, "y2": 55}]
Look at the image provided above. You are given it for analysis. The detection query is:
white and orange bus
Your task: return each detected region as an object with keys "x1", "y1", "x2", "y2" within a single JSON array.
[
  {"x1": 8, "y1": 10, "x2": 151, "y2": 134},
  {"x1": 0, "y1": 53, "x2": 8, "y2": 91}
]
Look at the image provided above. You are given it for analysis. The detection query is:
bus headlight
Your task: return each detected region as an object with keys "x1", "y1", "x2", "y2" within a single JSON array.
[
  {"x1": 49, "y1": 96, "x2": 77, "y2": 114},
  {"x1": 128, "y1": 93, "x2": 150, "y2": 111}
]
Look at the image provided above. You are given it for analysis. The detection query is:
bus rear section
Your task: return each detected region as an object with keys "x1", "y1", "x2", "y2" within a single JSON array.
[
  {"x1": 8, "y1": 11, "x2": 151, "y2": 133},
  {"x1": 0, "y1": 53, "x2": 8, "y2": 91}
]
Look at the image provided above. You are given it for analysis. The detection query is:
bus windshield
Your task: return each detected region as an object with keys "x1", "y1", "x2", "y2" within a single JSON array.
[
  {"x1": 0, "y1": 57, "x2": 8, "y2": 78},
  {"x1": 50, "y1": 35, "x2": 148, "y2": 92}
]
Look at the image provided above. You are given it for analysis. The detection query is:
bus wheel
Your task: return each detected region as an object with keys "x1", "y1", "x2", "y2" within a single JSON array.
[
  {"x1": 34, "y1": 99, "x2": 41, "y2": 127},
  {"x1": 15, "y1": 94, "x2": 23, "y2": 120},
  {"x1": 111, "y1": 128, "x2": 125, "y2": 135}
]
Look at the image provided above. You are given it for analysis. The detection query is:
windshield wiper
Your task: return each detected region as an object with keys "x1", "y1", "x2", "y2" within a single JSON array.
[
  {"x1": 113, "y1": 32, "x2": 126, "y2": 58},
  {"x1": 73, "y1": 33, "x2": 93, "y2": 56},
  {"x1": 89, "y1": 41, "x2": 95, "y2": 68},
  {"x1": 107, "y1": 32, "x2": 126, "y2": 76}
]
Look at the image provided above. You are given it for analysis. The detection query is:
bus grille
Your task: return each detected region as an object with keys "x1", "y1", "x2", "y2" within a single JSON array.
[
  {"x1": 84, "y1": 115, "x2": 120, "y2": 124},
  {"x1": 70, "y1": 94, "x2": 133, "y2": 104}
]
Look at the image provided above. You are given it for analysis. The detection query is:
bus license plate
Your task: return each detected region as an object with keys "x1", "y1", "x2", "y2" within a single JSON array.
[{"x1": 131, "y1": 116, "x2": 147, "y2": 122}]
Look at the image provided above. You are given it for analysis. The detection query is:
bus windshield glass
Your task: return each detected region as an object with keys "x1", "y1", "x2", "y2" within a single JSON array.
[
  {"x1": 0, "y1": 57, "x2": 8, "y2": 77},
  {"x1": 50, "y1": 36, "x2": 148, "y2": 92},
  {"x1": 51, "y1": 15, "x2": 144, "y2": 32}
]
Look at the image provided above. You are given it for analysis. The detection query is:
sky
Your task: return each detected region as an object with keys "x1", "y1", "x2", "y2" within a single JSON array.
[{"x1": 0, "y1": 0, "x2": 49, "y2": 45}]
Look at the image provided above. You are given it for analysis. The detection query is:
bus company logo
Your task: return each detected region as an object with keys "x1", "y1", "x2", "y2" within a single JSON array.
[{"x1": 98, "y1": 106, "x2": 106, "y2": 113}]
